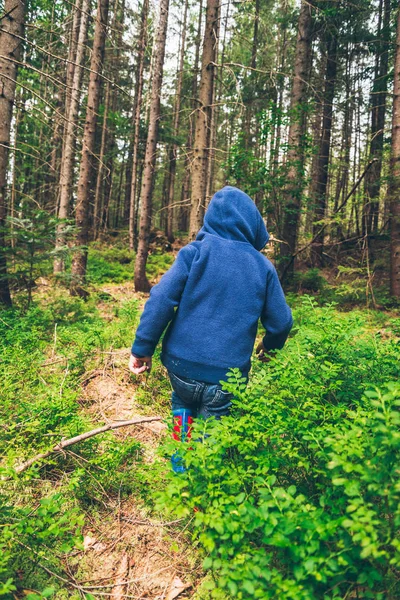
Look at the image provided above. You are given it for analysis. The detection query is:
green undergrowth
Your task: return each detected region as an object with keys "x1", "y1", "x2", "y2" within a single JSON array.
[
  {"x1": 160, "y1": 297, "x2": 400, "y2": 599},
  {"x1": 1, "y1": 243, "x2": 399, "y2": 599},
  {"x1": 291, "y1": 266, "x2": 400, "y2": 310},
  {"x1": 0, "y1": 289, "x2": 171, "y2": 597},
  {"x1": 86, "y1": 243, "x2": 174, "y2": 284}
]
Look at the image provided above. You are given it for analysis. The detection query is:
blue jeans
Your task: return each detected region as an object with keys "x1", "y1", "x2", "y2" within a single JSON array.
[{"x1": 168, "y1": 371, "x2": 233, "y2": 419}]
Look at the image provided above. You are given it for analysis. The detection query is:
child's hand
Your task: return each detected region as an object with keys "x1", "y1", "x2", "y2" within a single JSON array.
[
  {"x1": 129, "y1": 354, "x2": 152, "y2": 375},
  {"x1": 256, "y1": 341, "x2": 273, "y2": 364}
]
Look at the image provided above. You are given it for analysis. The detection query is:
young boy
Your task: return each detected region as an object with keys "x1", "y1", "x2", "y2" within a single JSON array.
[{"x1": 129, "y1": 186, "x2": 293, "y2": 469}]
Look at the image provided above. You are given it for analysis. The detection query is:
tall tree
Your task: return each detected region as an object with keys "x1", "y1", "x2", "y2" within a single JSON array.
[
  {"x1": 134, "y1": 0, "x2": 170, "y2": 292},
  {"x1": 310, "y1": 33, "x2": 337, "y2": 267},
  {"x1": 70, "y1": 0, "x2": 110, "y2": 296},
  {"x1": 188, "y1": 0, "x2": 220, "y2": 239},
  {"x1": 0, "y1": 0, "x2": 25, "y2": 306},
  {"x1": 389, "y1": 5, "x2": 400, "y2": 297},
  {"x1": 179, "y1": 0, "x2": 203, "y2": 232},
  {"x1": 64, "y1": 0, "x2": 82, "y2": 139},
  {"x1": 129, "y1": 0, "x2": 149, "y2": 250},
  {"x1": 363, "y1": 0, "x2": 390, "y2": 235},
  {"x1": 54, "y1": 0, "x2": 91, "y2": 273},
  {"x1": 279, "y1": 0, "x2": 313, "y2": 280},
  {"x1": 93, "y1": 80, "x2": 110, "y2": 239},
  {"x1": 164, "y1": 0, "x2": 189, "y2": 242}
]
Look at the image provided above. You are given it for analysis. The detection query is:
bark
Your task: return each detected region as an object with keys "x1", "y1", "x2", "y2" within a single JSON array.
[
  {"x1": 363, "y1": 0, "x2": 390, "y2": 235},
  {"x1": 129, "y1": 0, "x2": 149, "y2": 250},
  {"x1": 93, "y1": 80, "x2": 110, "y2": 239},
  {"x1": 179, "y1": 0, "x2": 203, "y2": 232},
  {"x1": 64, "y1": 0, "x2": 82, "y2": 145},
  {"x1": 54, "y1": 0, "x2": 90, "y2": 273},
  {"x1": 70, "y1": 0, "x2": 110, "y2": 297},
  {"x1": 279, "y1": 0, "x2": 313, "y2": 280},
  {"x1": 165, "y1": 0, "x2": 189, "y2": 242},
  {"x1": 333, "y1": 47, "x2": 352, "y2": 240},
  {"x1": 310, "y1": 34, "x2": 337, "y2": 267},
  {"x1": 271, "y1": 0, "x2": 288, "y2": 175},
  {"x1": 0, "y1": 0, "x2": 25, "y2": 307},
  {"x1": 134, "y1": 0, "x2": 170, "y2": 292},
  {"x1": 189, "y1": 0, "x2": 220, "y2": 239},
  {"x1": 389, "y1": 7, "x2": 400, "y2": 297},
  {"x1": 100, "y1": 0, "x2": 122, "y2": 233},
  {"x1": 206, "y1": 0, "x2": 228, "y2": 204}
]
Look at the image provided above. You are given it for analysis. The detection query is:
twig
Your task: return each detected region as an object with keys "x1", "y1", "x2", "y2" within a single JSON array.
[
  {"x1": 121, "y1": 517, "x2": 184, "y2": 528},
  {"x1": 11, "y1": 417, "x2": 162, "y2": 475}
]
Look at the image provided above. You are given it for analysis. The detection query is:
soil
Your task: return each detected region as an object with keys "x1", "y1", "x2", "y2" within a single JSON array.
[{"x1": 65, "y1": 288, "x2": 202, "y2": 599}]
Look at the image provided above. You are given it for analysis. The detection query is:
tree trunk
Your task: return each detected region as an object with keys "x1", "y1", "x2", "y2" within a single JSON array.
[
  {"x1": 310, "y1": 34, "x2": 338, "y2": 267},
  {"x1": 206, "y1": 0, "x2": 229, "y2": 205},
  {"x1": 179, "y1": 0, "x2": 203, "y2": 233},
  {"x1": 54, "y1": 0, "x2": 90, "y2": 273},
  {"x1": 333, "y1": 47, "x2": 352, "y2": 241},
  {"x1": 165, "y1": 0, "x2": 189, "y2": 243},
  {"x1": 134, "y1": 0, "x2": 170, "y2": 292},
  {"x1": 0, "y1": 0, "x2": 25, "y2": 307},
  {"x1": 363, "y1": 0, "x2": 390, "y2": 236},
  {"x1": 70, "y1": 0, "x2": 110, "y2": 296},
  {"x1": 389, "y1": 6, "x2": 400, "y2": 297},
  {"x1": 64, "y1": 0, "x2": 82, "y2": 146},
  {"x1": 279, "y1": 0, "x2": 313, "y2": 280},
  {"x1": 93, "y1": 80, "x2": 110, "y2": 239},
  {"x1": 129, "y1": 0, "x2": 149, "y2": 250},
  {"x1": 189, "y1": 0, "x2": 220, "y2": 239}
]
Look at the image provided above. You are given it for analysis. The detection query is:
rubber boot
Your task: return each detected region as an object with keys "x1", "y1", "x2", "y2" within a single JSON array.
[{"x1": 171, "y1": 409, "x2": 193, "y2": 473}]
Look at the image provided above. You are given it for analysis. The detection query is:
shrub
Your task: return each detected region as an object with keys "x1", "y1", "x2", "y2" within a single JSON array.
[
  {"x1": 160, "y1": 299, "x2": 400, "y2": 599},
  {"x1": 293, "y1": 268, "x2": 326, "y2": 292}
]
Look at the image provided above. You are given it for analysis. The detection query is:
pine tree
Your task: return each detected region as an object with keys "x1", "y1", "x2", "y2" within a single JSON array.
[
  {"x1": 134, "y1": 0, "x2": 170, "y2": 292},
  {"x1": 0, "y1": 0, "x2": 25, "y2": 306},
  {"x1": 189, "y1": 0, "x2": 220, "y2": 239},
  {"x1": 70, "y1": 0, "x2": 110, "y2": 296},
  {"x1": 389, "y1": 5, "x2": 400, "y2": 297}
]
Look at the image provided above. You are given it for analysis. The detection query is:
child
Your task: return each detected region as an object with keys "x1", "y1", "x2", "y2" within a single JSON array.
[{"x1": 129, "y1": 186, "x2": 293, "y2": 470}]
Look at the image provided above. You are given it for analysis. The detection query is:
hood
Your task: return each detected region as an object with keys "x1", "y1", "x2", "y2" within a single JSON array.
[{"x1": 196, "y1": 186, "x2": 269, "y2": 250}]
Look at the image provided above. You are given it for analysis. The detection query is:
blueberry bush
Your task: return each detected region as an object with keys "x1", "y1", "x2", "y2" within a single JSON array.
[{"x1": 161, "y1": 298, "x2": 400, "y2": 599}]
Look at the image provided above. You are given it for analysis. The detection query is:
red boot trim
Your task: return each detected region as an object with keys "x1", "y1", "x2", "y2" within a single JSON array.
[
  {"x1": 173, "y1": 415, "x2": 182, "y2": 441},
  {"x1": 187, "y1": 415, "x2": 194, "y2": 440}
]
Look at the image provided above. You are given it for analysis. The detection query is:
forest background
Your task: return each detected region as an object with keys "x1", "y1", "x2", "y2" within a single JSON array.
[{"x1": 1, "y1": 0, "x2": 400, "y2": 598}]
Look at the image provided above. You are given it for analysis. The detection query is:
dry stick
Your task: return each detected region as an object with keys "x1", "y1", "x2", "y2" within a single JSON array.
[
  {"x1": 13, "y1": 417, "x2": 162, "y2": 474},
  {"x1": 281, "y1": 158, "x2": 378, "y2": 279}
]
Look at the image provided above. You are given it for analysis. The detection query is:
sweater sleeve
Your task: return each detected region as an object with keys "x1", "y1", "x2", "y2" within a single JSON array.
[
  {"x1": 131, "y1": 245, "x2": 197, "y2": 357},
  {"x1": 260, "y1": 265, "x2": 293, "y2": 352}
]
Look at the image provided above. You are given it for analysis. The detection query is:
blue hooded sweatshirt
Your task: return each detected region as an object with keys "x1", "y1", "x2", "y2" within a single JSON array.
[{"x1": 131, "y1": 186, "x2": 293, "y2": 383}]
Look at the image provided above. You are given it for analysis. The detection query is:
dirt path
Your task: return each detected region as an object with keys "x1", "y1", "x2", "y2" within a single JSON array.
[{"x1": 63, "y1": 284, "x2": 202, "y2": 599}]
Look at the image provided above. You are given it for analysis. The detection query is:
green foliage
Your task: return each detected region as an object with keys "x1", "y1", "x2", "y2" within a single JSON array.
[
  {"x1": 160, "y1": 298, "x2": 400, "y2": 599},
  {"x1": 146, "y1": 251, "x2": 174, "y2": 278},
  {"x1": 0, "y1": 493, "x2": 84, "y2": 595},
  {"x1": 86, "y1": 246, "x2": 135, "y2": 284},
  {"x1": 293, "y1": 268, "x2": 326, "y2": 292},
  {"x1": 86, "y1": 245, "x2": 174, "y2": 284},
  {"x1": 1, "y1": 211, "x2": 74, "y2": 307}
]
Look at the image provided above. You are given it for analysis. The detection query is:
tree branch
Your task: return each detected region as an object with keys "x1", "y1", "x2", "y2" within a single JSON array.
[{"x1": 11, "y1": 416, "x2": 162, "y2": 475}]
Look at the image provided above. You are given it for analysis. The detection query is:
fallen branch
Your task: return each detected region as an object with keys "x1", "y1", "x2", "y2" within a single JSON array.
[{"x1": 12, "y1": 417, "x2": 162, "y2": 475}]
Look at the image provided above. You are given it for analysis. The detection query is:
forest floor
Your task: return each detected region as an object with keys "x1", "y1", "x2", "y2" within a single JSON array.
[
  {"x1": 65, "y1": 281, "x2": 201, "y2": 600},
  {"x1": 1, "y1": 239, "x2": 400, "y2": 599},
  {"x1": 1, "y1": 250, "x2": 207, "y2": 599}
]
